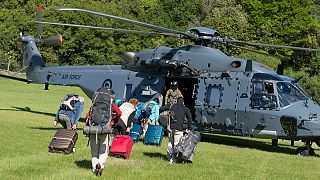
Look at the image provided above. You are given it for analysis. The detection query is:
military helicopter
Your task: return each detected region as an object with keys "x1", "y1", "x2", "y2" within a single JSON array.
[{"x1": 4, "y1": 7, "x2": 320, "y2": 156}]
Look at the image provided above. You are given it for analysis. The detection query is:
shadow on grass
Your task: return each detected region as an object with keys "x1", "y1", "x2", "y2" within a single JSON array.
[
  {"x1": 78, "y1": 117, "x2": 86, "y2": 123},
  {"x1": 75, "y1": 159, "x2": 92, "y2": 169},
  {"x1": 0, "y1": 106, "x2": 57, "y2": 117},
  {"x1": 201, "y1": 133, "x2": 300, "y2": 155},
  {"x1": 29, "y1": 127, "x2": 83, "y2": 131},
  {"x1": 3, "y1": 106, "x2": 87, "y2": 122},
  {"x1": 143, "y1": 152, "x2": 167, "y2": 160},
  {"x1": 30, "y1": 127, "x2": 59, "y2": 130}
]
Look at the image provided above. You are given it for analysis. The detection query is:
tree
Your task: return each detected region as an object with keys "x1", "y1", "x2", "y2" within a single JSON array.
[{"x1": 239, "y1": 0, "x2": 319, "y2": 69}]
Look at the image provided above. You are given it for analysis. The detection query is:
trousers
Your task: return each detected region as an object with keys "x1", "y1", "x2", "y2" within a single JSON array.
[
  {"x1": 89, "y1": 134, "x2": 112, "y2": 171},
  {"x1": 167, "y1": 129, "x2": 183, "y2": 162}
]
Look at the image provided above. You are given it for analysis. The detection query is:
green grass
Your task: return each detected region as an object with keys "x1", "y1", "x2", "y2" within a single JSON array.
[{"x1": 1, "y1": 78, "x2": 320, "y2": 179}]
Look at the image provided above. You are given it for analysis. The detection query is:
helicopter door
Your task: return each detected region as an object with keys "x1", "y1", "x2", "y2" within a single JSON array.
[
  {"x1": 163, "y1": 78, "x2": 197, "y2": 118},
  {"x1": 249, "y1": 81, "x2": 279, "y2": 138},
  {"x1": 196, "y1": 77, "x2": 240, "y2": 128}
]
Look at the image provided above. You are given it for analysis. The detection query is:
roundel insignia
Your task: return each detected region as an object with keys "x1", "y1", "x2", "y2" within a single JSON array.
[{"x1": 102, "y1": 79, "x2": 112, "y2": 89}]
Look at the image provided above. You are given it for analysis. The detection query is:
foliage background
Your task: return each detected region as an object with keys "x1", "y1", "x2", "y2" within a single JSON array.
[{"x1": 1, "y1": 0, "x2": 320, "y2": 100}]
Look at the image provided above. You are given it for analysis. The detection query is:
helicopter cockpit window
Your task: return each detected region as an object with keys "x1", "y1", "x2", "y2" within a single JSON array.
[
  {"x1": 251, "y1": 81, "x2": 277, "y2": 109},
  {"x1": 253, "y1": 82, "x2": 264, "y2": 94},
  {"x1": 277, "y1": 82, "x2": 307, "y2": 107},
  {"x1": 253, "y1": 81, "x2": 274, "y2": 94}
]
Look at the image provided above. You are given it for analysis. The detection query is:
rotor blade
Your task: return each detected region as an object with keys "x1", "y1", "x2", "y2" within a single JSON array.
[
  {"x1": 223, "y1": 38, "x2": 320, "y2": 51},
  {"x1": 228, "y1": 44, "x2": 288, "y2": 60},
  {"x1": 35, "y1": 6, "x2": 43, "y2": 35},
  {"x1": 56, "y1": 7, "x2": 196, "y2": 39},
  {"x1": 34, "y1": 21, "x2": 180, "y2": 37}
]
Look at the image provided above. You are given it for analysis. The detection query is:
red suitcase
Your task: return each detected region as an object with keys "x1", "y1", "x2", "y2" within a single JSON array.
[{"x1": 109, "y1": 135, "x2": 134, "y2": 159}]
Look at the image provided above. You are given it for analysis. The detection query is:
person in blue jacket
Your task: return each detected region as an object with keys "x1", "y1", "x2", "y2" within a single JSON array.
[
  {"x1": 53, "y1": 95, "x2": 84, "y2": 130},
  {"x1": 142, "y1": 98, "x2": 160, "y2": 136}
]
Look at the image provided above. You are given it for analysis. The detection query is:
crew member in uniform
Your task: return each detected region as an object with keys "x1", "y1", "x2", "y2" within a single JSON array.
[{"x1": 165, "y1": 81, "x2": 183, "y2": 105}]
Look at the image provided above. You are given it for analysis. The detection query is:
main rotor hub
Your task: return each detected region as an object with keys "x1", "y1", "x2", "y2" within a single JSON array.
[{"x1": 186, "y1": 27, "x2": 220, "y2": 45}]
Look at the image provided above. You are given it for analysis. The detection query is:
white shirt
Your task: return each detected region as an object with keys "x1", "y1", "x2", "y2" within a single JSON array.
[{"x1": 119, "y1": 102, "x2": 135, "y2": 126}]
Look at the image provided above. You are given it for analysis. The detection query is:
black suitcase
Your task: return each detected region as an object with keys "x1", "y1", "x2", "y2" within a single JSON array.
[{"x1": 48, "y1": 129, "x2": 78, "y2": 154}]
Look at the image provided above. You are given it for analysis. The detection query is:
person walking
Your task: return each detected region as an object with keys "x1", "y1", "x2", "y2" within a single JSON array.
[
  {"x1": 160, "y1": 97, "x2": 192, "y2": 164},
  {"x1": 85, "y1": 88, "x2": 121, "y2": 176}
]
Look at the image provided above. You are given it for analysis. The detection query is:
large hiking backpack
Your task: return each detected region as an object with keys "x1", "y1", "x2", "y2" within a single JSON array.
[
  {"x1": 60, "y1": 94, "x2": 80, "y2": 111},
  {"x1": 88, "y1": 87, "x2": 115, "y2": 126}
]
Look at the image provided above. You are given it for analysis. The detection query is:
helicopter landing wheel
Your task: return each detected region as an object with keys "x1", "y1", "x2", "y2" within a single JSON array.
[
  {"x1": 296, "y1": 146, "x2": 315, "y2": 156},
  {"x1": 271, "y1": 139, "x2": 278, "y2": 146},
  {"x1": 296, "y1": 141, "x2": 315, "y2": 156}
]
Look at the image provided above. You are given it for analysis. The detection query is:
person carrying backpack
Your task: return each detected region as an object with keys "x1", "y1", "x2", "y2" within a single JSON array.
[
  {"x1": 53, "y1": 94, "x2": 84, "y2": 130},
  {"x1": 160, "y1": 97, "x2": 192, "y2": 164},
  {"x1": 84, "y1": 88, "x2": 121, "y2": 176}
]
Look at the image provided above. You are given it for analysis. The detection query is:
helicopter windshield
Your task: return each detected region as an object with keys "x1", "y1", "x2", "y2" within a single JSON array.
[
  {"x1": 276, "y1": 82, "x2": 308, "y2": 107},
  {"x1": 294, "y1": 83, "x2": 311, "y2": 99}
]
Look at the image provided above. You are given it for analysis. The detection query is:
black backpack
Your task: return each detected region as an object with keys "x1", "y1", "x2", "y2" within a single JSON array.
[
  {"x1": 60, "y1": 94, "x2": 79, "y2": 111},
  {"x1": 88, "y1": 88, "x2": 115, "y2": 126}
]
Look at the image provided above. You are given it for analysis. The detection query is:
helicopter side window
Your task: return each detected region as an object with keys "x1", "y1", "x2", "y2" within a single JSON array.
[
  {"x1": 206, "y1": 85, "x2": 222, "y2": 107},
  {"x1": 251, "y1": 81, "x2": 277, "y2": 109}
]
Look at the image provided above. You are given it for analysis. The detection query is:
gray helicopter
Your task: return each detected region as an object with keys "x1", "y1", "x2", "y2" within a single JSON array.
[{"x1": 4, "y1": 7, "x2": 320, "y2": 156}]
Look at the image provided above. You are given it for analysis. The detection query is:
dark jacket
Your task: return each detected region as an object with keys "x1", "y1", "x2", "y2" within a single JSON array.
[{"x1": 160, "y1": 103, "x2": 192, "y2": 131}]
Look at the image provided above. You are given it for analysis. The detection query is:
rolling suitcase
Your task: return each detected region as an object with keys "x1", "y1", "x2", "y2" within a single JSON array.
[
  {"x1": 144, "y1": 125, "x2": 164, "y2": 146},
  {"x1": 176, "y1": 131, "x2": 201, "y2": 163},
  {"x1": 109, "y1": 135, "x2": 134, "y2": 159},
  {"x1": 48, "y1": 128, "x2": 78, "y2": 154},
  {"x1": 129, "y1": 124, "x2": 142, "y2": 143}
]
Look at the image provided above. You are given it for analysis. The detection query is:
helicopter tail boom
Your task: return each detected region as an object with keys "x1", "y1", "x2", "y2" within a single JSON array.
[{"x1": 17, "y1": 34, "x2": 62, "y2": 83}]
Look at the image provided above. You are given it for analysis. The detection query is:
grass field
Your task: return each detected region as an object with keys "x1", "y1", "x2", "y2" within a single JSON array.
[{"x1": 2, "y1": 78, "x2": 320, "y2": 179}]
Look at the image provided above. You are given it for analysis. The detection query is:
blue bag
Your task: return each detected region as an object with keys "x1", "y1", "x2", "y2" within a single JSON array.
[
  {"x1": 144, "y1": 125, "x2": 164, "y2": 146},
  {"x1": 129, "y1": 124, "x2": 142, "y2": 143}
]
